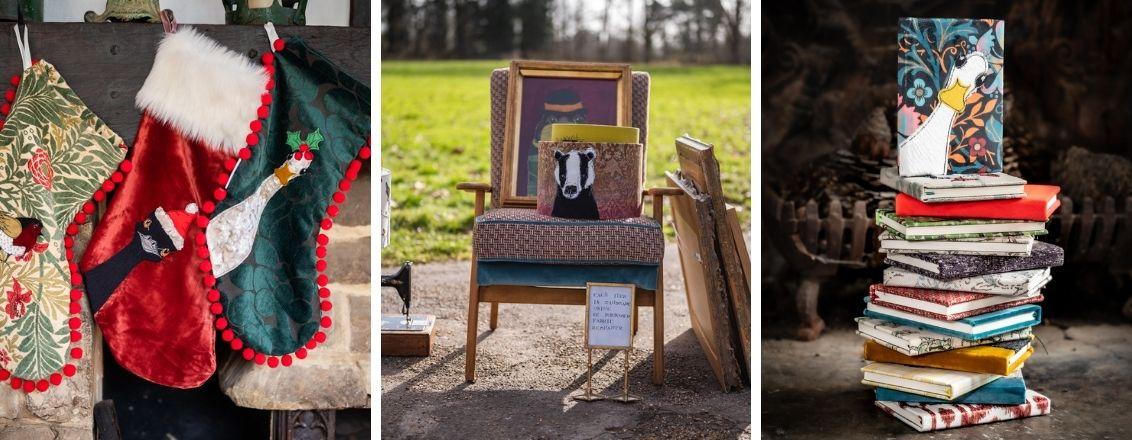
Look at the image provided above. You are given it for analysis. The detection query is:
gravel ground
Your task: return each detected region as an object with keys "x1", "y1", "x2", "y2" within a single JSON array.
[
  {"x1": 762, "y1": 321, "x2": 1132, "y2": 439},
  {"x1": 380, "y1": 244, "x2": 752, "y2": 439}
]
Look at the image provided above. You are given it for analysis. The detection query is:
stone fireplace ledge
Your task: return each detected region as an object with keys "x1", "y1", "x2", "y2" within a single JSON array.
[{"x1": 219, "y1": 282, "x2": 371, "y2": 411}]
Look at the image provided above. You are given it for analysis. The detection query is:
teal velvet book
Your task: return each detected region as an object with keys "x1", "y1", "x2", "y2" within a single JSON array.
[
  {"x1": 864, "y1": 300, "x2": 1041, "y2": 340},
  {"x1": 875, "y1": 370, "x2": 1026, "y2": 404}
]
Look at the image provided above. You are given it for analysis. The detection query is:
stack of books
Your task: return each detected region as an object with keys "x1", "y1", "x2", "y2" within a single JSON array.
[{"x1": 857, "y1": 168, "x2": 1062, "y2": 432}]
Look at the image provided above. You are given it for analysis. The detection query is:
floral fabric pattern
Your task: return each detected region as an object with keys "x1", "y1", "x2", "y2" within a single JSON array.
[
  {"x1": 0, "y1": 62, "x2": 125, "y2": 380},
  {"x1": 897, "y1": 18, "x2": 1004, "y2": 174}
]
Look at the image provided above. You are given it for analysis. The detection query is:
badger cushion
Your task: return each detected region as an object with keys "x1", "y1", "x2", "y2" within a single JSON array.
[
  {"x1": 535, "y1": 141, "x2": 643, "y2": 220},
  {"x1": 473, "y1": 208, "x2": 663, "y2": 265}
]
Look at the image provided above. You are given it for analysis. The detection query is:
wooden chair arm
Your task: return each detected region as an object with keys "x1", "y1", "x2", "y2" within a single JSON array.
[
  {"x1": 645, "y1": 187, "x2": 685, "y2": 197},
  {"x1": 644, "y1": 187, "x2": 684, "y2": 222},
  {"x1": 457, "y1": 182, "x2": 492, "y2": 193},
  {"x1": 457, "y1": 182, "x2": 492, "y2": 216}
]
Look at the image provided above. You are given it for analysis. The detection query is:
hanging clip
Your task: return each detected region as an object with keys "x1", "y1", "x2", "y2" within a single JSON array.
[
  {"x1": 264, "y1": 22, "x2": 280, "y2": 52},
  {"x1": 160, "y1": 10, "x2": 178, "y2": 34},
  {"x1": 12, "y1": 25, "x2": 31, "y2": 70}
]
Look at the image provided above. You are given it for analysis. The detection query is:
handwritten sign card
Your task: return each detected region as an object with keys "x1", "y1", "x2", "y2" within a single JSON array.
[{"x1": 585, "y1": 283, "x2": 636, "y2": 349}]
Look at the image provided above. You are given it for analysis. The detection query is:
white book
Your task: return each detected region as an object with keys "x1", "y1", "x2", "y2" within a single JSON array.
[
  {"x1": 861, "y1": 362, "x2": 1003, "y2": 400},
  {"x1": 879, "y1": 232, "x2": 1035, "y2": 256},
  {"x1": 880, "y1": 167, "x2": 1026, "y2": 202},
  {"x1": 855, "y1": 317, "x2": 1032, "y2": 357},
  {"x1": 883, "y1": 267, "x2": 1051, "y2": 296}
]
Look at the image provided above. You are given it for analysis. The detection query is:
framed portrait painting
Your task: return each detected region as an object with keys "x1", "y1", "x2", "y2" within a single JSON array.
[{"x1": 501, "y1": 60, "x2": 632, "y2": 207}]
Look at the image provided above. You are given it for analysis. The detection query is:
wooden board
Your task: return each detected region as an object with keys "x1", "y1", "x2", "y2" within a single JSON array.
[
  {"x1": 674, "y1": 136, "x2": 751, "y2": 379},
  {"x1": 0, "y1": 23, "x2": 370, "y2": 146},
  {"x1": 381, "y1": 315, "x2": 436, "y2": 357},
  {"x1": 666, "y1": 172, "x2": 742, "y2": 391},
  {"x1": 726, "y1": 205, "x2": 751, "y2": 283}
]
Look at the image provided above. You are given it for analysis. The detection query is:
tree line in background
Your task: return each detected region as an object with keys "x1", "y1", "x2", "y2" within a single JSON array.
[{"x1": 382, "y1": 0, "x2": 749, "y2": 64}]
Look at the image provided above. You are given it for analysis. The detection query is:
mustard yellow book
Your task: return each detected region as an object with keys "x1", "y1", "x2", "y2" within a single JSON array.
[
  {"x1": 863, "y1": 339, "x2": 1032, "y2": 376},
  {"x1": 549, "y1": 124, "x2": 639, "y2": 143}
]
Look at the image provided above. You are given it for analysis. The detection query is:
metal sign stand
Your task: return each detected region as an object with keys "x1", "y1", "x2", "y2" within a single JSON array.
[
  {"x1": 609, "y1": 348, "x2": 641, "y2": 403},
  {"x1": 573, "y1": 348, "x2": 605, "y2": 402}
]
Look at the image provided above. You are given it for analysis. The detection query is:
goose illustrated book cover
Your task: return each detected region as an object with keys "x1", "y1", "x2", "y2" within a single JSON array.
[{"x1": 897, "y1": 18, "x2": 1004, "y2": 176}]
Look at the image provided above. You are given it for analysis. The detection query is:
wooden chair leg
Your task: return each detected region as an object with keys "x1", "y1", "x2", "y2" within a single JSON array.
[
  {"x1": 652, "y1": 267, "x2": 665, "y2": 385},
  {"x1": 633, "y1": 305, "x2": 639, "y2": 335},
  {"x1": 489, "y1": 302, "x2": 499, "y2": 330},
  {"x1": 465, "y1": 261, "x2": 480, "y2": 383}
]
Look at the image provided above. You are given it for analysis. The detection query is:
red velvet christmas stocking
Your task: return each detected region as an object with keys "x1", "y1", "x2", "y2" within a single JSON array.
[{"x1": 80, "y1": 27, "x2": 268, "y2": 388}]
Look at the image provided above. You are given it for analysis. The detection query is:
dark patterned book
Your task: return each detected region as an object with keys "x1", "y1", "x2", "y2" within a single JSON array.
[
  {"x1": 885, "y1": 241, "x2": 1063, "y2": 280},
  {"x1": 869, "y1": 284, "x2": 1044, "y2": 321},
  {"x1": 884, "y1": 266, "x2": 1051, "y2": 296},
  {"x1": 875, "y1": 389, "x2": 1051, "y2": 432}
]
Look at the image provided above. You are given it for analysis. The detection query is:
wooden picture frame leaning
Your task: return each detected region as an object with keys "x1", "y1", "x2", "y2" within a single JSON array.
[{"x1": 501, "y1": 60, "x2": 633, "y2": 207}]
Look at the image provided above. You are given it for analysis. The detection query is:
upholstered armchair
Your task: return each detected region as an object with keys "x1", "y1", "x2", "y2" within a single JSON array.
[{"x1": 457, "y1": 68, "x2": 682, "y2": 385}]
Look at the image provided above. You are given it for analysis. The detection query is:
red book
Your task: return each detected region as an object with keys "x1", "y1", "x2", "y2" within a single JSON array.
[
  {"x1": 869, "y1": 284, "x2": 1044, "y2": 321},
  {"x1": 895, "y1": 185, "x2": 1061, "y2": 221}
]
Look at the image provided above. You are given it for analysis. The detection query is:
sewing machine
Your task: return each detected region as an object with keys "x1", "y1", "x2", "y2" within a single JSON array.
[{"x1": 381, "y1": 262, "x2": 435, "y2": 356}]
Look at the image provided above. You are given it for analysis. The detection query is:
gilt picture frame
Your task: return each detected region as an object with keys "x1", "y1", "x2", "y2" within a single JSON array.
[{"x1": 501, "y1": 60, "x2": 632, "y2": 207}]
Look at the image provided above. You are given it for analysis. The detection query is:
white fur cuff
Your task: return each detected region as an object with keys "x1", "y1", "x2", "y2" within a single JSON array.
[{"x1": 135, "y1": 27, "x2": 268, "y2": 155}]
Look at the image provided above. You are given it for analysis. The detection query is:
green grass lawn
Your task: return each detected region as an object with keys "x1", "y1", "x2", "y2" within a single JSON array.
[{"x1": 382, "y1": 60, "x2": 751, "y2": 264}]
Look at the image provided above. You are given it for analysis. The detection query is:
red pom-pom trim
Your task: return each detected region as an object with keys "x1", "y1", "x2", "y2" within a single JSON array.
[{"x1": 273, "y1": 39, "x2": 286, "y2": 52}]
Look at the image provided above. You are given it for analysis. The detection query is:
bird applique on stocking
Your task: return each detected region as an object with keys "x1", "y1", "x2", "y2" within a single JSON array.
[{"x1": 0, "y1": 215, "x2": 43, "y2": 262}]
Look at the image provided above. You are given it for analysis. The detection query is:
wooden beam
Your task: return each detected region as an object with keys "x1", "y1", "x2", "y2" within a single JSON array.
[
  {"x1": 479, "y1": 285, "x2": 657, "y2": 307},
  {"x1": 0, "y1": 23, "x2": 369, "y2": 145}
]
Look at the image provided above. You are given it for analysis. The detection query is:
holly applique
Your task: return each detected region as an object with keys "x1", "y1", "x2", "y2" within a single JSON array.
[{"x1": 286, "y1": 129, "x2": 323, "y2": 160}]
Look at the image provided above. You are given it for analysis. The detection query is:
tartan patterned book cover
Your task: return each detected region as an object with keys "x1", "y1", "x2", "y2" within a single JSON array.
[
  {"x1": 855, "y1": 317, "x2": 1033, "y2": 357},
  {"x1": 876, "y1": 389, "x2": 1050, "y2": 432},
  {"x1": 885, "y1": 240, "x2": 1063, "y2": 280},
  {"x1": 868, "y1": 284, "x2": 1044, "y2": 321},
  {"x1": 884, "y1": 267, "x2": 1051, "y2": 296}
]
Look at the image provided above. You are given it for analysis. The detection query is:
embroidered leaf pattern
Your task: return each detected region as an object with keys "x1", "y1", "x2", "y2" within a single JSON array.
[
  {"x1": 12, "y1": 302, "x2": 64, "y2": 378},
  {"x1": 0, "y1": 62, "x2": 124, "y2": 379}
]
